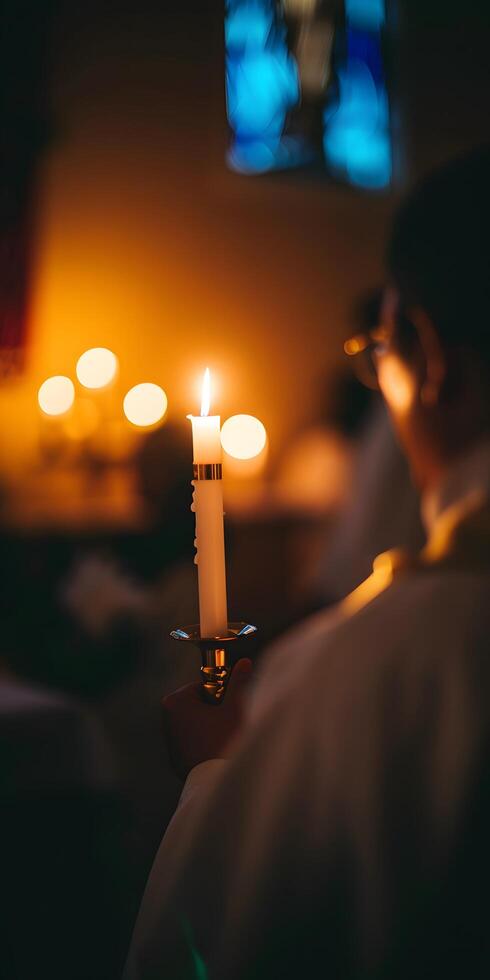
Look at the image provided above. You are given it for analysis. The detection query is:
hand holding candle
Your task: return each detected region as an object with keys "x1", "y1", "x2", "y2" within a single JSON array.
[{"x1": 189, "y1": 369, "x2": 228, "y2": 638}]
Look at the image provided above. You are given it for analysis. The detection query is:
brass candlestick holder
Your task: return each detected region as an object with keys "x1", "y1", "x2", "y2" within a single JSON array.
[{"x1": 170, "y1": 622, "x2": 258, "y2": 703}]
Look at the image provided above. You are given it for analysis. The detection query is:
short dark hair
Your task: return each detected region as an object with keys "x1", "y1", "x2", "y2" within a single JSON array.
[{"x1": 387, "y1": 146, "x2": 490, "y2": 359}]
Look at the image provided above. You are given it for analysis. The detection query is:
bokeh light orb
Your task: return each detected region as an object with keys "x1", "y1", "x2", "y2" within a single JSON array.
[
  {"x1": 123, "y1": 383, "x2": 168, "y2": 427},
  {"x1": 38, "y1": 376, "x2": 75, "y2": 416},
  {"x1": 76, "y1": 347, "x2": 118, "y2": 389},
  {"x1": 221, "y1": 414, "x2": 267, "y2": 460}
]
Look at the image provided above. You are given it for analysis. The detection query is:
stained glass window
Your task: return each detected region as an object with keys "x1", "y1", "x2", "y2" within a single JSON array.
[{"x1": 225, "y1": 0, "x2": 392, "y2": 189}]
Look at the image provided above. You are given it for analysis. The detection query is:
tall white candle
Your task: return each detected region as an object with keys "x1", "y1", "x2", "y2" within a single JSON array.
[{"x1": 189, "y1": 369, "x2": 228, "y2": 638}]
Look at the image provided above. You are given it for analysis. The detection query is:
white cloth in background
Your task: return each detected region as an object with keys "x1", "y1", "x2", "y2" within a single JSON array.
[{"x1": 124, "y1": 441, "x2": 490, "y2": 980}]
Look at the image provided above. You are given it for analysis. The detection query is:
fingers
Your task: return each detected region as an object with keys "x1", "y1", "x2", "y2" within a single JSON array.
[
  {"x1": 161, "y1": 660, "x2": 253, "y2": 713},
  {"x1": 226, "y1": 658, "x2": 253, "y2": 697}
]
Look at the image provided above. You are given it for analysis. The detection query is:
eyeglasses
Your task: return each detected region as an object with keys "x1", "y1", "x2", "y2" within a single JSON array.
[{"x1": 343, "y1": 326, "x2": 391, "y2": 390}]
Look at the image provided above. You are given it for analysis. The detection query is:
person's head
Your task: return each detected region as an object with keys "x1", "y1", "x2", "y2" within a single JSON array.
[{"x1": 377, "y1": 146, "x2": 490, "y2": 490}]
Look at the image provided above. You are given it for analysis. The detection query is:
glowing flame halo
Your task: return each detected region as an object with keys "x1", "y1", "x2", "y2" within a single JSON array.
[{"x1": 200, "y1": 367, "x2": 211, "y2": 417}]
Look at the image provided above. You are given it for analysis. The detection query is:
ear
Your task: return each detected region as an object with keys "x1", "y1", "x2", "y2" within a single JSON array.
[{"x1": 410, "y1": 307, "x2": 447, "y2": 407}]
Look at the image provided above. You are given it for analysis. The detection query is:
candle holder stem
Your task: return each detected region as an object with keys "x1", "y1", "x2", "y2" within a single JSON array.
[
  {"x1": 201, "y1": 644, "x2": 228, "y2": 702},
  {"x1": 170, "y1": 623, "x2": 258, "y2": 704}
]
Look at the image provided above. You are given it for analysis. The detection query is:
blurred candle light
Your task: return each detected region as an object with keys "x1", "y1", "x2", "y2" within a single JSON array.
[
  {"x1": 76, "y1": 348, "x2": 118, "y2": 389},
  {"x1": 38, "y1": 376, "x2": 75, "y2": 416},
  {"x1": 123, "y1": 383, "x2": 168, "y2": 427},
  {"x1": 221, "y1": 414, "x2": 267, "y2": 460}
]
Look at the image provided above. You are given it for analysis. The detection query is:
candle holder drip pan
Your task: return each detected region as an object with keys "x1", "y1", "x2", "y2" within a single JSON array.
[{"x1": 171, "y1": 622, "x2": 258, "y2": 703}]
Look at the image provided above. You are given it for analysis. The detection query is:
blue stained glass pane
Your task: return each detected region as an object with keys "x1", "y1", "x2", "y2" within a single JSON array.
[
  {"x1": 345, "y1": 0, "x2": 385, "y2": 30},
  {"x1": 323, "y1": 0, "x2": 392, "y2": 190},
  {"x1": 226, "y1": 50, "x2": 299, "y2": 137},
  {"x1": 323, "y1": 59, "x2": 391, "y2": 189},
  {"x1": 225, "y1": 2, "x2": 274, "y2": 51},
  {"x1": 225, "y1": 0, "x2": 302, "y2": 174},
  {"x1": 347, "y1": 28, "x2": 384, "y2": 82},
  {"x1": 324, "y1": 124, "x2": 392, "y2": 188}
]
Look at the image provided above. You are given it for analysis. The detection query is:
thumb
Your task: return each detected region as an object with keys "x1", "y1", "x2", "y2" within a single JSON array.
[{"x1": 227, "y1": 658, "x2": 253, "y2": 695}]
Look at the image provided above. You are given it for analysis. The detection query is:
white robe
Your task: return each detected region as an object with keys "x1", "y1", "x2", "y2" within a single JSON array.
[{"x1": 124, "y1": 441, "x2": 490, "y2": 980}]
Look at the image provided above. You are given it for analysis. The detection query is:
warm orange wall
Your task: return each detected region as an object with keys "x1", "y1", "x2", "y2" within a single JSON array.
[{"x1": 0, "y1": 0, "x2": 394, "y2": 481}]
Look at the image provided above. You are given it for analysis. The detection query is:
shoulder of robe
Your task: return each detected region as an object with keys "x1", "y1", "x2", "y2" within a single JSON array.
[{"x1": 249, "y1": 498, "x2": 490, "y2": 724}]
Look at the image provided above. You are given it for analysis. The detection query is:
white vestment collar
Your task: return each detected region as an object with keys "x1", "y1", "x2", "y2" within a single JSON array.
[{"x1": 421, "y1": 438, "x2": 490, "y2": 536}]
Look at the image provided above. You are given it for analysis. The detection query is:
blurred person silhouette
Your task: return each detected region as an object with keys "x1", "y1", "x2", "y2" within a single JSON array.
[
  {"x1": 311, "y1": 288, "x2": 425, "y2": 607},
  {"x1": 125, "y1": 147, "x2": 490, "y2": 980}
]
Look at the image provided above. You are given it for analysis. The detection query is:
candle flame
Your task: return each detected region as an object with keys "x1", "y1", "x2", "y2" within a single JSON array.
[{"x1": 200, "y1": 367, "x2": 211, "y2": 417}]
